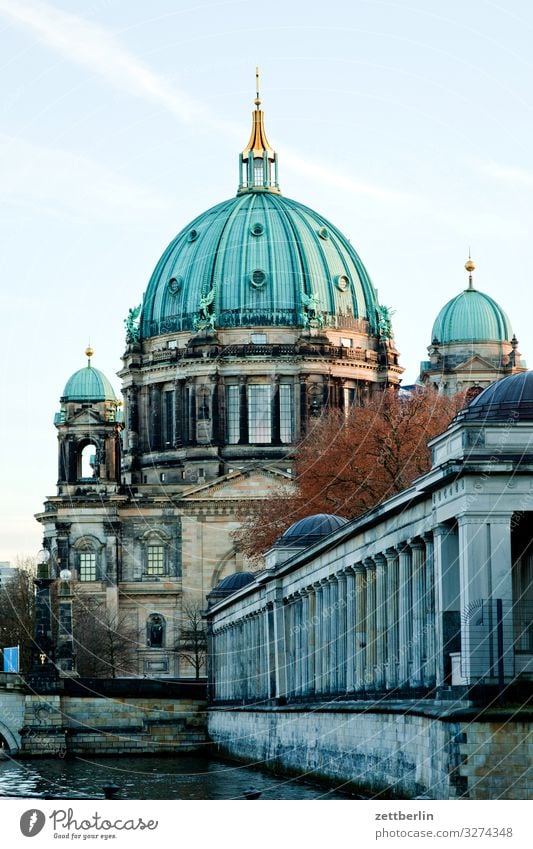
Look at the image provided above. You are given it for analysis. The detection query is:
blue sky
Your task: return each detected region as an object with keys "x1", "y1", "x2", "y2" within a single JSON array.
[{"x1": 1, "y1": 0, "x2": 532, "y2": 560}]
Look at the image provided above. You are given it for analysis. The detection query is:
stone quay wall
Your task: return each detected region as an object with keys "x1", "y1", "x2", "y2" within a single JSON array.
[
  {"x1": 208, "y1": 704, "x2": 533, "y2": 800},
  {"x1": 18, "y1": 694, "x2": 207, "y2": 757}
]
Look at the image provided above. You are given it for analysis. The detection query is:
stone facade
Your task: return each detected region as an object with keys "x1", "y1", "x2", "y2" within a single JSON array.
[{"x1": 208, "y1": 706, "x2": 533, "y2": 799}]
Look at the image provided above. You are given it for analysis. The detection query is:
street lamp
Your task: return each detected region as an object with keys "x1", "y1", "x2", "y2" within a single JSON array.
[{"x1": 56, "y1": 568, "x2": 78, "y2": 677}]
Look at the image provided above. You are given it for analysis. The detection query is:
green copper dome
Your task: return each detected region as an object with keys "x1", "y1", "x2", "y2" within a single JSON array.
[
  {"x1": 62, "y1": 364, "x2": 117, "y2": 402},
  {"x1": 139, "y1": 90, "x2": 386, "y2": 341},
  {"x1": 141, "y1": 192, "x2": 381, "y2": 339},
  {"x1": 432, "y1": 287, "x2": 513, "y2": 345}
]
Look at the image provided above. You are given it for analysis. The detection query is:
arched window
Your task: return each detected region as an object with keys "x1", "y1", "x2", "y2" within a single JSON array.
[
  {"x1": 79, "y1": 442, "x2": 98, "y2": 479},
  {"x1": 147, "y1": 614, "x2": 165, "y2": 648},
  {"x1": 74, "y1": 536, "x2": 102, "y2": 582}
]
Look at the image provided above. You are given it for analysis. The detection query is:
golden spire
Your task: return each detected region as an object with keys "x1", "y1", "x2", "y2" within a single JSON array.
[
  {"x1": 242, "y1": 65, "x2": 275, "y2": 158},
  {"x1": 85, "y1": 344, "x2": 94, "y2": 366},
  {"x1": 465, "y1": 251, "x2": 475, "y2": 289}
]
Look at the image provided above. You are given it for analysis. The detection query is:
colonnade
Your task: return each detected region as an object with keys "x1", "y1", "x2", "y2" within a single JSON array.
[{"x1": 211, "y1": 534, "x2": 437, "y2": 702}]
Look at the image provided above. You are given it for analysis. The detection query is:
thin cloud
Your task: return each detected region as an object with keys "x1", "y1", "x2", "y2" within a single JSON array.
[
  {"x1": 0, "y1": 133, "x2": 173, "y2": 219},
  {"x1": 284, "y1": 147, "x2": 413, "y2": 202},
  {"x1": 0, "y1": 0, "x2": 202, "y2": 122},
  {"x1": 477, "y1": 160, "x2": 533, "y2": 187},
  {"x1": 0, "y1": 0, "x2": 412, "y2": 204}
]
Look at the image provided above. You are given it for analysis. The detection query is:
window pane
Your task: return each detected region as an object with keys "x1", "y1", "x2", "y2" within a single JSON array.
[
  {"x1": 226, "y1": 385, "x2": 240, "y2": 444},
  {"x1": 279, "y1": 384, "x2": 293, "y2": 443},
  {"x1": 79, "y1": 553, "x2": 96, "y2": 582},
  {"x1": 147, "y1": 545, "x2": 165, "y2": 576},
  {"x1": 248, "y1": 385, "x2": 271, "y2": 443},
  {"x1": 253, "y1": 158, "x2": 263, "y2": 186}
]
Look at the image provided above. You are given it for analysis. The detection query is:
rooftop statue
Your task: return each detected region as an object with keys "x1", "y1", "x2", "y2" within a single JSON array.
[{"x1": 125, "y1": 304, "x2": 141, "y2": 344}]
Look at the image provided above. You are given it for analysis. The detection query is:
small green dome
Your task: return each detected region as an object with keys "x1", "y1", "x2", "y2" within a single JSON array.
[
  {"x1": 62, "y1": 364, "x2": 117, "y2": 402},
  {"x1": 432, "y1": 287, "x2": 513, "y2": 345},
  {"x1": 140, "y1": 192, "x2": 381, "y2": 339}
]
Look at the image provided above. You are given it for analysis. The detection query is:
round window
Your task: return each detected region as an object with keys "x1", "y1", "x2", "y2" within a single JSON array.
[
  {"x1": 250, "y1": 269, "x2": 267, "y2": 288},
  {"x1": 168, "y1": 276, "x2": 183, "y2": 294},
  {"x1": 318, "y1": 226, "x2": 329, "y2": 240},
  {"x1": 188, "y1": 229, "x2": 198, "y2": 242},
  {"x1": 336, "y1": 274, "x2": 350, "y2": 291},
  {"x1": 250, "y1": 222, "x2": 265, "y2": 236}
]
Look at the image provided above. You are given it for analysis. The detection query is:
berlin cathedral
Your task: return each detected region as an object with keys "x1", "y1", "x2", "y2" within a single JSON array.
[{"x1": 35, "y1": 82, "x2": 526, "y2": 677}]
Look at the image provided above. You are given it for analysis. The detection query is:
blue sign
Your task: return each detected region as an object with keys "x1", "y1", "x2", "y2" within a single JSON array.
[{"x1": 3, "y1": 646, "x2": 19, "y2": 673}]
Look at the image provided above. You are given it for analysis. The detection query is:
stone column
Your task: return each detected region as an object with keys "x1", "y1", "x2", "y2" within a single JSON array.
[
  {"x1": 284, "y1": 599, "x2": 294, "y2": 698},
  {"x1": 238, "y1": 377, "x2": 248, "y2": 444},
  {"x1": 299, "y1": 376, "x2": 308, "y2": 437},
  {"x1": 321, "y1": 578, "x2": 331, "y2": 693},
  {"x1": 174, "y1": 380, "x2": 184, "y2": 447},
  {"x1": 374, "y1": 554, "x2": 387, "y2": 691},
  {"x1": 307, "y1": 588, "x2": 316, "y2": 695},
  {"x1": 398, "y1": 542, "x2": 412, "y2": 687},
  {"x1": 345, "y1": 567, "x2": 356, "y2": 693},
  {"x1": 385, "y1": 548, "x2": 399, "y2": 690},
  {"x1": 409, "y1": 538, "x2": 426, "y2": 689},
  {"x1": 336, "y1": 571, "x2": 347, "y2": 693},
  {"x1": 272, "y1": 589, "x2": 287, "y2": 698},
  {"x1": 313, "y1": 581, "x2": 323, "y2": 693},
  {"x1": 364, "y1": 558, "x2": 376, "y2": 689},
  {"x1": 149, "y1": 384, "x2": 162, "y2": 451},
  {"x1": 328, "y1": 576, "x2": 339, "y2": 693},
  {"x1": 301, "y1": 590, "x2": 311, "y2": 695},
  {"x1": 126, "y1": 384, "x2": 139, "y2": 452},
  {"x1": 422, "y1": 532, "x2": 436, "y2": 688},
  {"x1": 354, "y1": 565, "x2": 366, "y2": 691},
  {"x1": 458, "y1": 513, "x2": 514, "y2": 684},
  {"x1": 432, "y1": 523, "x2": 458, "y2": 687},
  {"x1": 211, "y1": 374, "x2": 222, "y2": 445}
]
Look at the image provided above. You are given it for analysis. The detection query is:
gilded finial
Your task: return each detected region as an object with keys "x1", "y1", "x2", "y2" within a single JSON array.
[
  {"x1": 85, "y1": 344, "x2": 94, "y2": 366},
  {"x1": 238, "y1": 69, "x2": 280, "y2": 194},
  {"x1": 465, "y1": 251, "x2": 475, "y2": 289}
]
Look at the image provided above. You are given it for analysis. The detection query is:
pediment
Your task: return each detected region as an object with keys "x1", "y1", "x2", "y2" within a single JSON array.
[
  {"x1": 452, "y1": 354, "x2": 500, "y2": 373},
  {"x1": 182, "y1": 467, "x2": 293, "y2": 500},
  {"x1": 67, "y1": 407, "x2": 104, "y2": 426}
]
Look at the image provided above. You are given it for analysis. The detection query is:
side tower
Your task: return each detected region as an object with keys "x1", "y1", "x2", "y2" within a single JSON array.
[
  {"x1": 55, "y1": 346, "x2": 122, "y2": 497},
  {"x1": 36, "y1": 349, "x2": 124, "y2": 619},
  {"x1": 419, "y1": 257, "x2": 526, "y2": 396}
]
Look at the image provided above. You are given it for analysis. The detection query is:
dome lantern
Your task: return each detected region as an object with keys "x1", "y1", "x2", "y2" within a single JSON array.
[{"x1": 238, "y1": 68, "x2": 280, "y2": 195}]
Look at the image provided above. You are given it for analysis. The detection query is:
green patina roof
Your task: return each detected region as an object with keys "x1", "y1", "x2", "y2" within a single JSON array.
[
  {"x1": 432, "y1": 287, "x2": 513, "y2": 345},
  {"x1": 62, "y1": 365, "x2": 117, "y2": 402},
  {"x1": 140, "y1": 192, "x2": 381, "y2": 338}
]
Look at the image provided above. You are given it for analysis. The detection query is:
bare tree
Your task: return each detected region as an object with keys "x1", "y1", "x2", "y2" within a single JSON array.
[
  {"x1": 174, "y1": 602, "x2": 207, "y2": 679},
  {"x1": 72, "y1": 595, "x2": 139, "y2": 678},
  {"x1": 234, "y1": 387, "x2": 465, "y2": 561},
  {"x1": 0, "y1": 556, "x2": 36, "y2": 672}
]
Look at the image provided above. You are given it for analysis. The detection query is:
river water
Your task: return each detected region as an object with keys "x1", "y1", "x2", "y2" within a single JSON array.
[{"x1": 0, "y1": 754, "x2": 352, "y2": 800}]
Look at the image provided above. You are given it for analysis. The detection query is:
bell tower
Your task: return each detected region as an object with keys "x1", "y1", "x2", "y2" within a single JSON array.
[{"x1": 54, "y1": 347, "x2": 123, "y2": 494}]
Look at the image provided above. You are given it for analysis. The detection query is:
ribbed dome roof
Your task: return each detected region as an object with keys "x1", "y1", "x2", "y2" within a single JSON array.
[
  {"x1": 62, "y1": 365, "x2": 117, "y2": 402},
  {"x1": 432, "y1": 287, "x2": 512, "y2": 345},
  {"x1": 216, "y1": 571, "x2": 256, "y2": 591},
  {"x1": 140, "y1": 193, "x2": 381, "y2": 339},
  {"x1": 208, "y1": 571, "x2": 256, "y2": 605},
  {"x1": 276, "y1": 513, "x2": 349, "y2": 548},
  {"x1": 459, "y1": 371, "x2": 533, "y2": 422}
]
